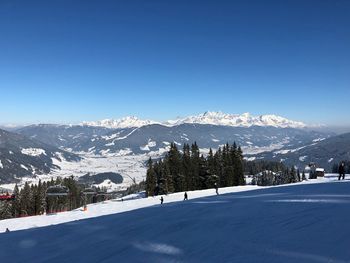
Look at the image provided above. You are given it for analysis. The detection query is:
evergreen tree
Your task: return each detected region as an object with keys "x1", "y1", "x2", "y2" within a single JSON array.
[
  {"x1": 302, "y1": 170, "x2": 306, "y2": 181},
  {"x1": 332, "y1": 163, "x2": 339, "y2": 173},
  {"x1": 145, "y1": 158, "x2": 157, "y2": 197},
  {"x1": 199, "y1": 154, "x2": 209, "y2": 189},
  {"x1": 207, "y1": 148, "x2": 216, "y2": 175},
  {"x1": 182, "y1": 144, "x2": 192, "y2": 190},
  {"x1": 222, "y1": 144, "x2": 232, "y2": 186},
  {"x1": 20, "y1": 182, "x2": 32, "y2": 216},
  {"x1": 155, "y1": 160, "x2": 168, "y2": 195},
  {"x1": 0, "y1": 201, "x2": 13, "y2": 220},
  {"x1": 215, "y1": 147, "x2": 224, "y2": 187},
  {"x1": 190, "y1": 142, "x2": 200, "y2": 190},
  {"x1": 233, "y1": 145, "x2": 245, "y2": 186},
  {"x1": 11, "y1": 184, "x2": 21, "y2": 217},
  {"x1": 167, "y1": 143, "x2": 182, "y2": 192},
  {"x1": 288, "y1": 167, "x2": 297, "y2": 183},
  {"x1": 163, "y1": 160, "x2": 174, "y2": 193}
]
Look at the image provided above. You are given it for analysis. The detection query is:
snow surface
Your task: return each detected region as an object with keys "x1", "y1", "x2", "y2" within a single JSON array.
[
  {"x1": 0, "y1": 160, "x2": 3, "y2": 169},
  {"x1": 1, "y1": 178, "x2": 349, "y2": 262},
  {"x1": 92, "y1": 179, "x2": 121, "y2": 192},
  {"x1": 20, "y1": 164, "x2": 28, "y2": 171},
  {"x1": 49, "y1": 152, "x2": 148, "y2": 190},
  {"x1": 312, "y1": 138, "x2": 326, "y2": 142},
  {"x1": 140, "y1": 139, "x2": 157, "y2": 151},
  {"x1": 245, "y1": 156, "x2": 257, "y2": 161},
  {"x1": 242, "y1": 139, "x2": 289, "y2": 155},
  {"x1": 21, "y1": 148, "x2": 46, "y2": 157},
  {"x1": 0, "y1": 176, "x2": 339, "y2": 233},
  {"x1": 299, "y1": 155, "x2": 308, "y2": 162},
  {"x1": 273, "y1": 144, "x2": 315, "y2": 155}
]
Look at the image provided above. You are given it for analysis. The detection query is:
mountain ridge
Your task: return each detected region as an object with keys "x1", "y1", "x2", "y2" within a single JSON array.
[
  {"x1": 80, "y1": 111, "x2": 307, "y2": 129},
  {"x1": 252, "y1": 132, "x2": 350, "y2": 170}
]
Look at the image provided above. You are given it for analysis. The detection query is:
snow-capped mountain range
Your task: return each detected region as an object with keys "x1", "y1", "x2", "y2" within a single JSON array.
[
  {"x1": 81, "y1": 112, "x2": 306, "y2": 129},
  {"x1": 165, "y1": 112, "x2": 306, "y2": 128},
  {"x1": 81, "y1": 116, "x2": 158, "y2": 129},
  {"x1": 2, "y1": 111, "x2": 340, "y2": 187}
]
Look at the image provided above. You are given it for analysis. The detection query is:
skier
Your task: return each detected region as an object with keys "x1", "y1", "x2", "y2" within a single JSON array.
[
  {"x1": 160, "y1": 196, "x2": 164, "y2": 204},
  {"x1": 5, "y1": 228, "x2": 10, "y2": 233},
  {"x1": 184, "y1": 192, "x2": 188, "y2": 201},
  {"x1": 214, "y1": 182, "x2": 219, "y2": 195},
  {"x1": 338, "y1": 162, "x2": 346, "y2": 180}
]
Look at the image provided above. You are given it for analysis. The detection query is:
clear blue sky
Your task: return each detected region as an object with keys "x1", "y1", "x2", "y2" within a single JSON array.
[{"x1": 0, "y1": 0, "x2": 349, "y2": 125}]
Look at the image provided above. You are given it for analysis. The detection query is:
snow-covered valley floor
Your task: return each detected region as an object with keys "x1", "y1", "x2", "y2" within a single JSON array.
[
  {"x1": 0, "y1": 153, "x2": 150, "y2": 192},
  {"x1": 1, "y1": 177, "x2": 350, "y2": 262}
]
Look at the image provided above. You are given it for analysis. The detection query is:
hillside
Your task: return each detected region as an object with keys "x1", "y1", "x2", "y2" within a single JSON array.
[
  {"x1": 17, "y1": 124, "x2": 112, "y2": 149},
  {"x1": 1, "y1": 179, "x2": 349, "y2": 262},
  {"x1": 0, "y1": 129, "x2": 80, "y2": 184},
  {"x1": 254, "y1": 132, "x2": 350, "y2": 171},
  {"x1": 17, "y1": 123, "x2": 331, "y2": 155},
  {"x1": 11, "y1": 123, "x2": 334, "y2": 189}
]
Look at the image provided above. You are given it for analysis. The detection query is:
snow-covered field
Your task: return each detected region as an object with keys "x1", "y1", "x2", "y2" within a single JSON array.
[
  {"x1": 50, "y1": 152, "x2": 149, "y2": 190},
  {"x1": 0, "y1": 152, "x2": 152, "y2": 192},
  {"x1": 1, "y1": 177, "x2": 349, "y2": 262},
  {"x1": 242, "y1": 139, "x2": 290, "y2": 155}
]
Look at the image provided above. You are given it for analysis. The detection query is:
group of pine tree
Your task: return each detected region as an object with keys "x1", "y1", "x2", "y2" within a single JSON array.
[
  {"x1": 251, "y1": 167, "x2": 304, "y2": 186},
  {"x1": 146, "y1": 142, "x2": 245, "y2": 197},
  {"x1": 145, "y1": 142, "x2": 302, "y2": 197},
  {"x1": 0, "y1": 177, "x2": 107, "y2": 220}
]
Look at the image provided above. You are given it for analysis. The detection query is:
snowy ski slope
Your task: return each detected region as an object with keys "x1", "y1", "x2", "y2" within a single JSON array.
[{"x1": 1, "y1": 178, "x2": 350, "y2": 262}]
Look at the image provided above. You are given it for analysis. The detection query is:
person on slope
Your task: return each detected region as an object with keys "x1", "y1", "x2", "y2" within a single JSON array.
[
  {"x1": 160, "y1": 196, "x2": 164, "y2": 204},
  {"x1": 338, "y1": 162, "x2": 346, "y2": 180},
  {"x1": 214, "y1": 183, "x2": 219, "y2": 195},
  {"x1": 184, "y1": 192, "x2": 188, "y2": 201}
]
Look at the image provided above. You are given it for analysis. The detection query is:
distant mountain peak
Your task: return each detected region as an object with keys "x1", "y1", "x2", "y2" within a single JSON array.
[
  {"x1": 81, "y1": 116, "x2": 158, "y2": 129},
  {"x1": 81, "y1": 112, "x2": 306, "y2": 129},
  {"x1": 166, "y1": 112, "x2": 306, "y2": 128}
]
